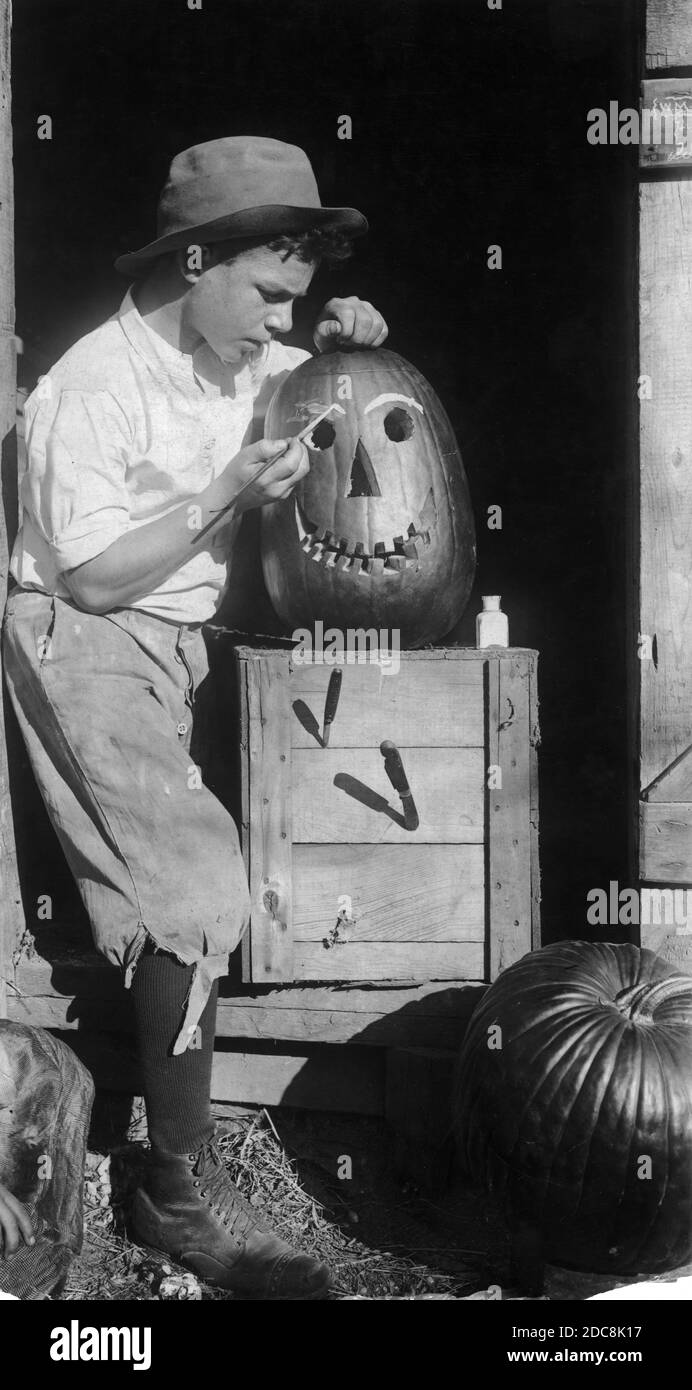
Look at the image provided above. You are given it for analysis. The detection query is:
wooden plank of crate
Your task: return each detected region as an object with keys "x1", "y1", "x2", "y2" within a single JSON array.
[
  {"x1": 639, "y1": 801, "x2": 692, "y2": 881},
  {"x1": 60, "y1": 1033, "x2": 385, "y2": 1115},
  {"x1": 210, "y1": 1046, "x2": 385, "y2": 1115},
  {"x1": 7, "y1": 994, "x2": 133, "y2": 1032},
  {"x1": 12, "y1": 951, "x2": 480, "y2": 1010},
  {"x1": 12, "y1": 953, "x2": 125, "y2": 998},
  {"x1": 243, "y1": 653, "x2": 293, "y2": 982},
  {"x1": 292, "y1": 843, "x2": 483, "y2": 941},
  {"x1": 293, "y1": 941, "x2": 484, "y2": 981},
  {"x1": 487, "y1": 654, "x2": 533, "y2": 978},
  {"x1": 292, "y1": 747, "x2": 484, "y2": 844},
  {"x1": 231, "y1": 644, "x2": 537, "y2": 664},
  {"x1": 527, "y1": 651, "x2": 541, "y2": 949},
  {"x1": 639, "y1": 180, "x2": 692, "y2": 791},
  {"x1": 646, "y1": 0, "x2": 692, "y2": 69},
  {"x1": 235, "y1": 653, "x2": 251, "y2": 880},
  {"x1": 289, "y1": 661, "x2": 484, "y2": 748},
  {"x1": 5, "y1": 993, "x2": 475, "y2": 1048},
  {"x1": 6, "y1": 979, "x2": 487, "y2": 1048}
]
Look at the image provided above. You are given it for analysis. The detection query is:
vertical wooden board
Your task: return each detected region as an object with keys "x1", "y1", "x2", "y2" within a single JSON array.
[
  {"x1": 487, "y1": 655, "x2": 533, "y2": 978},
  {"x1": 244, "y1": 654, "x2": 294, "y2": 983},
  {"x1": 643, "y1": 741, "x2": 692, "y2": 801},
  {"x1": 646, "y1": 0, "x2": 692, "y2": 70},
  {"x1": 639, "y1": 801, "x2": 692, "y2": 881},
  {"x1": 236, "y1": 655, "x2": 252, "y2": 982},
  {"x1": 639, "y1": 79, "x2": 692, "y2": 171},
  {"x1": 527, "y1": 652, "x2": 541, "y2": 949},
  {"x1": 638, "y1": 919, "x2": 692, "y2": 974},
  {"x1": 0, "y1": 0, "x2": 18, "y2": 1017},
  {"x1": 639, "y1": 180, "x2": 692, "y2": 791}
]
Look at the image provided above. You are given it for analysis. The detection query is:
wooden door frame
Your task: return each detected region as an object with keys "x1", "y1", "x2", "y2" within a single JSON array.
[
  {"x1": 637, "y1": 1, "x2": 692, "y2": 967},
  {"x1": 0, "y1": 0, "x2": 20, "y2": 1017}
]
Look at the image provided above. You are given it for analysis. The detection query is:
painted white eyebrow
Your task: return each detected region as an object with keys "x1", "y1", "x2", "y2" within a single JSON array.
[{"x1": 363, "y1": 393, "x2": 424, "y2": 415}]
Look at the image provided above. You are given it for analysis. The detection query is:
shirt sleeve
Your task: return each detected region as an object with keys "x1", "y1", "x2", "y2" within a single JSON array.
[{"x1": 22, "y1": 387, "x2": 132, "y2": 573}]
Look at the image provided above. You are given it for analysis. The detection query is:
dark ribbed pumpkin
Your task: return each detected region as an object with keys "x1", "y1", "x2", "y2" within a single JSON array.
[
  {"x1": 453, "y1": 942, "x2": 692, "y2": 1275},
  {"x1": 260, "y1": 349, "x2": 476, "y2": 648}
]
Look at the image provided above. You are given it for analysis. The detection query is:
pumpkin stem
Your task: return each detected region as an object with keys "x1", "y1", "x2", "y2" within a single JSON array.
[{"x1": 613, "y1": 975, "x2": 689, "y2": 1021}]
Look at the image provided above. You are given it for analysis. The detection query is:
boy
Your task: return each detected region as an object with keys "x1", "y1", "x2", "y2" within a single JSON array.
[{"x1": 2, "y1": 136, "x2": 387, "y2": 1299}]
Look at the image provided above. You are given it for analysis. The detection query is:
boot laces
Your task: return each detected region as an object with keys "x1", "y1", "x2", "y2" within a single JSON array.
[{"x1": 191, "y1": 1140, "x2": 267, "y2": 1239}]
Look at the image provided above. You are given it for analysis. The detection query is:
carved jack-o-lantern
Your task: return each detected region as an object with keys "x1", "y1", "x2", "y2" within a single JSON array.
[{"x1": 260, "y1": 349, "x2": 476, "y2": 647}]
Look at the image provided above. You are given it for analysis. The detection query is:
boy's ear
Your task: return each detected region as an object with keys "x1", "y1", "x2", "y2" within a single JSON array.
[{"x1": 176, "y1": 243, "x2": 216, "y2": 283}]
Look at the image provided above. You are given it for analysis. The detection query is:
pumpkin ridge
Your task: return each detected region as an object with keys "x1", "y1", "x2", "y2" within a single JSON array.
[
  {"x1": 499, "y1": 1012, "x2": 618, "y2": 1177},
  {"x1": 584, "y1": 1022, "x2": 647, "y2": 1255},
  {"x1": 634, "y1": 1028, "x2": 673, "y2": 1264},
  {"x1": 577, "y1": 1025, "x2": 637, "y2": 1224},
  {"x1": 511, "y1": 1012, "x2": 628, "y2": 1201},
  {"x1": 604, "y1": 1027, "x2": 652, "y2": 1268},
  {"x1": 546, "y1": 1016, "x2": 633, "y2": 1214}
]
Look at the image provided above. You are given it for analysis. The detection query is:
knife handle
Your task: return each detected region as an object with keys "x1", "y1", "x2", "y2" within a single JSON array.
[
  {"x1": 380, "y1": 740, "x2": 411, "y2": 797},
  {"x1": 322, "y1": 668, "x2": 343, "y2": 745}
]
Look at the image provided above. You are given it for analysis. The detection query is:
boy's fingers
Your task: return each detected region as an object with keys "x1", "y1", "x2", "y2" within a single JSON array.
[
  {"x1": 0, "y1": 1192, "x2": 35, "y2": 1249},
  {"x1": 253, "y1": 438, "x2": 286, "y2": 461},
  {"x1": 0, "y1": 1208, "x2": 20, "y2": 1256},
  {"x1": 9, "y1": 1196, "x2": 35, "y2": 1246},
  {"x1": 266, "y1": 440, "x2": 307, "y2": 483}
]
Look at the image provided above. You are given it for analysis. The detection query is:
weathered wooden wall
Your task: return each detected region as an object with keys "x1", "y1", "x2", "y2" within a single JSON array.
[
  {"x1": 646, "y1": 0, "x2": 692, "y2": 68},
  {"x1": 0, "y1": 0, "x2": 20, "y2": 1017},
  {"x1": 639, "y1": 0, "x2": 692, "y2": 968}
]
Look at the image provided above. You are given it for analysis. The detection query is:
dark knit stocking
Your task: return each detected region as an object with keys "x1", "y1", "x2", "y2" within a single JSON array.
[{"x1": 130, "y1": 949, "x2": 218, "y2": 1154}]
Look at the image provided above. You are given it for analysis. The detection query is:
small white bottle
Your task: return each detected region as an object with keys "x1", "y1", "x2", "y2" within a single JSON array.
[{"x1": 476, "y1": 595, "x2": 509, "y2": 648}]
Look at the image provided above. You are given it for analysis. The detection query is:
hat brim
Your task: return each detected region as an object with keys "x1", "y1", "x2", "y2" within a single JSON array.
[{"x1": 114, "y1": 204, "x2": 368, "y2": 277}]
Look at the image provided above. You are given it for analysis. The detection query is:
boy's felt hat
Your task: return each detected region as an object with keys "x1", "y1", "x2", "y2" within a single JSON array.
[{"x1": 114, "y1": 135, "x2": 367, "y2": 276}]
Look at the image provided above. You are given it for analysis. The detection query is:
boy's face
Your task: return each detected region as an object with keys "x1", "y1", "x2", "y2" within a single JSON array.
[{"x1": 184, "y1": 245, "x2": 317, "y2": 363}]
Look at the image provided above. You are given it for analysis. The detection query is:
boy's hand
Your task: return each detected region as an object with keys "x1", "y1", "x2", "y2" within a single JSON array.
[
  {"x1": 0, "y1": 1182, "x2": 34, "y2": 1258},
  {"x1": 313, "y1": 297, "x2": 388, "y2": 353},
  {"x1": 211, "y1": 437, "x2": 310, "y2": 516}
]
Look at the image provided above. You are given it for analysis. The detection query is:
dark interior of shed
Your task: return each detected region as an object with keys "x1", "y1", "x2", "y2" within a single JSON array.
[{"x1": 9, "y1": 0, "x2": 639, "y2": 948}]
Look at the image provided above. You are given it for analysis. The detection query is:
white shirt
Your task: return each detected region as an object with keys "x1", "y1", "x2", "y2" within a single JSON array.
[{"x1": 11, "y1": 289, "x2": 311, "y2": 623}]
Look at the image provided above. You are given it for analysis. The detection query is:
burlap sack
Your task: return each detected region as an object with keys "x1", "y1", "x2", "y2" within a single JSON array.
[{"x1": 0, "y1": 1021, "x2": 94, "y2": 1299}]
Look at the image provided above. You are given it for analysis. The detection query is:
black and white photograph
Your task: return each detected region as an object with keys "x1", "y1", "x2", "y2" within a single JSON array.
[{"x1": 0, "y1": 0, "x2": 691, "y2": 1345}]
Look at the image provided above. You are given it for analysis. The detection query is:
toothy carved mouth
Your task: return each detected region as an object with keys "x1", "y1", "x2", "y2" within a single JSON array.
[{"x1": 294, "y1": 489, "x2": 437, "y2": 574}]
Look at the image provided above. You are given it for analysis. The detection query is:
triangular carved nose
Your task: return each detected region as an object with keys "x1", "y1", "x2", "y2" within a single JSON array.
[{"x1": 347, "y1": 438, "x2": 382, "y2": 498}]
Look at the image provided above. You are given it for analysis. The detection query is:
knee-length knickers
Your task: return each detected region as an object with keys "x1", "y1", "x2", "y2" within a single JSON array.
[{"x1": 2, "y1": 588, "x2": 251, "y2": 1053}]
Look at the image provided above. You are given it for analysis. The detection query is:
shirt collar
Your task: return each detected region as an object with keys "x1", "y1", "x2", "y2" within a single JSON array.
[{"x1": 116, "y1": 287, "x2": 268, "y2": 396}]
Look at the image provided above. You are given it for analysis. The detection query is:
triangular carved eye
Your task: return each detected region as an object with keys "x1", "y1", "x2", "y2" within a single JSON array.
[{"x1": 347, "y1": 438, "x2": 382, "y2": 497}]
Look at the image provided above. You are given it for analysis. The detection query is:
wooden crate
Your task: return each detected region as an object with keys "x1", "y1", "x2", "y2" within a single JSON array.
[
  {"x1": 232, "y1": 645, "x2": 540, "y2": 988},
  {"x1": 5, "y1": 643, "x2": 539, "y2": 1122}
]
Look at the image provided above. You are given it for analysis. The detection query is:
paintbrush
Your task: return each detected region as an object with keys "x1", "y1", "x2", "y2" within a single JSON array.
[{"x1": 195, "y1": 401, "x2": 344, "y2": 542}]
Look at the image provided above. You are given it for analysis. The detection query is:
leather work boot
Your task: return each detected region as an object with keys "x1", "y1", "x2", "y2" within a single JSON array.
[{"x1": 129, "y1": 1137, "x2": 331, "y2": 1299}]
